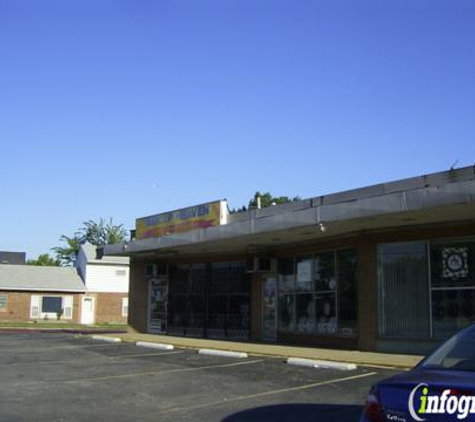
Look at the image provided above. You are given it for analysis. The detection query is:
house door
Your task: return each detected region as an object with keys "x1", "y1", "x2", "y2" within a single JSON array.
[
  {"x1": 81, "y1": 297, "x2": 95, "y2": 325},
  {"x1": 262, "y1": 277, "x2": 277, "y2": 341}
]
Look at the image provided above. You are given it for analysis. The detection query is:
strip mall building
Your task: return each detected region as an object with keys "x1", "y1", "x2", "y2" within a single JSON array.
[{"x1": 104, "y1": 166, "x2": 475, "y2": 355}]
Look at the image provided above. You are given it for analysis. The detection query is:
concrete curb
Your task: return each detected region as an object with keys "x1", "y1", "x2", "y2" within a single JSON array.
[
  {"x1": 136, "y1": 341, "x2": 174, "y2": 350},
  {"x1": 287, "y1": 357, "x2": 357, "y2": 371},
  {"x1": 91, "y1": 335, "x2": 122, "y2": 343},
  {"x1": 198, "y1": 349, "x2": 248, "y2": 359},
  {"x1": 95, "y1": 334, "x2": 419, "y2": 370}
]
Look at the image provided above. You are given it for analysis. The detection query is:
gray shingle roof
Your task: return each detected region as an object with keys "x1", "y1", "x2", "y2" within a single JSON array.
[{"x1": 0, "y1": 265, "x2": 86, "y2": 292}]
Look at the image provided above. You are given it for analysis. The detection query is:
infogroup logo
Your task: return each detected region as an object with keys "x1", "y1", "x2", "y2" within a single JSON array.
[{"x1": 408, "y1": 383, "x2": 475, "y2": 421}]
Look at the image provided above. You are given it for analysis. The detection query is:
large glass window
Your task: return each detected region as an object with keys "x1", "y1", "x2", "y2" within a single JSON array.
[
  {"x1": 431, "y1": 240, "x2": 475, "y2": 338},
  {"x1": 337, "y1": 249, "x2": 358, "y2": 334},
  {"x1": 278, "y1": 249, "x2": 357, "y2": 337},
  {"x1": 378, "y1": 238, "x2": 475, "y2": 340}
]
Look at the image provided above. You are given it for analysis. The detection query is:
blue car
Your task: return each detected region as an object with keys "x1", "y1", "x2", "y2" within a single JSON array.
[{"x1": 361, "y1": 323, "x2": 475, "y2": 421}]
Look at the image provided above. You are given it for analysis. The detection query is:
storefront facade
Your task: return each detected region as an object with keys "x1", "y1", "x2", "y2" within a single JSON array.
[{"x1": 105, "y1": 167, "x2": 475, "y2": 355}]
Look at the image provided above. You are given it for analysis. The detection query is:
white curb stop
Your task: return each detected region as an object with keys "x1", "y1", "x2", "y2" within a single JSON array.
[
  {"x1": 198, "y1": 349, "x2": 248, "y2": 359},
  {"x1": 287, "y1": 357, "x2": 357, "y2": 371},
  {"x1": 135, "y1": 341, "x2": 174, "y2": 350},
  {"x1": 91, "y1": 335, "x2": 122, "y2": 343}
]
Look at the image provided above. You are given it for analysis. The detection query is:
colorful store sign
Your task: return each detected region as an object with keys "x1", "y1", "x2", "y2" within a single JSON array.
[{"x1": 136, "y1": 200, "x2": 226, "y2": 239}]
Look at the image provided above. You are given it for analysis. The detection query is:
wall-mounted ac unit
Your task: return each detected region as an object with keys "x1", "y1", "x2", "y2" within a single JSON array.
[
  {"x1": 246, "y1": 257, "x2": 276, "y2": 273},
  {"x1": 146, "y1": 264, "x2": 169, "y2": 278}
]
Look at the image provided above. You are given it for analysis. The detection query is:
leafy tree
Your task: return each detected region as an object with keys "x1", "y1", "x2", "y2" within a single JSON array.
[
  {"x1": 52, "y1": 234, "x2": 82, "y2": 267},
  {"x1": 53, "y1": 218, "x2": 128, "y2": 266},
  {"x1": 26, "y1": 253, "x2": 61, "y2": 266},
  {"x1": 229, "y1": 192, "x2": 301, "y2": 213}
]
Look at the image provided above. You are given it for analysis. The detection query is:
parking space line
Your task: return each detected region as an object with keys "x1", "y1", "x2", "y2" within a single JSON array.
[
  {"x1": 4, "y1": 351, "x2": 184, "y2": 367},
  {"x1": 70, "y1": 359, "x2": 264, "y2": 383},
  {"x1": 0, "y1": 342, "x2": 128, "y2": 354},
  {"x1": 160, "y1": 371, "x2": 378, "y2": 415}
]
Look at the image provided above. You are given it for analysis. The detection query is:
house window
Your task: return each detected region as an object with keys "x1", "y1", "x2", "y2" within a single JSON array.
[
  {"x1": 0, "y1": 294, "x2": 7, "y2": 310},
  {"x1": 122, "y1": 298, "x2": 129, "y2": 317},
  {"x1": 42, "y1": 296, "x2": 63, "y2": 313},
  {"x1": 30, "y1": 295, "x2": 74, "y2": 320}
]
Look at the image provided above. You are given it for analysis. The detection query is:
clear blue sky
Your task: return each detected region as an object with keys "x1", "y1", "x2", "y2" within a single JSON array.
[{"x1": 1, "y1": 0, "x2": 474, "y2": 259}]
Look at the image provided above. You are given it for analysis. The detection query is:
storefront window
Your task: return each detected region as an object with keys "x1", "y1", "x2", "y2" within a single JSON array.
[
  {"x1": 278, "y1": 249, "x2": 357, "y2": 337},
  {"x1": 315, "y1": 293, "x2": 337, "y2": 334},
  {"x1": 337, "y1": 249, "x2": 358, "y2": 335},
  {"x1": 278, "y1": 258, "x2": 294, "y2": 292},
  {"x1": 296, "y1": 256, "x2": 313, "y2": 292},
  {"x1": 278, "y1": 294, "x2": 295, "y2": 332},
  {"x1": 431, "y1": 241, "x2": 475, "y2": 338},
  {"x1": 296, "y1": 293, "x2": 314, "y2": 333},
  {"x1": 378, "y1": 242, "x2": 430, "y2": 339},
  {"x1": 315, "y1": 252, "x2": 336, "y2": 292}
]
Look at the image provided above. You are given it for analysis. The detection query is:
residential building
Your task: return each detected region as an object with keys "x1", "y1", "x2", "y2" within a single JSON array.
[
  {"x1": 75, "y1": 243, "x2": 129, "y2": 325},
  {"x1": 0, "y1": 265, "x2": 85, "y2": 322}
]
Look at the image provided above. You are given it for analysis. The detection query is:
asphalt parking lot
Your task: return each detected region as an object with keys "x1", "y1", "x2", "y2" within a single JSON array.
[{"x1": 0, "y1": 333, "x2": 401, "y2": 422}]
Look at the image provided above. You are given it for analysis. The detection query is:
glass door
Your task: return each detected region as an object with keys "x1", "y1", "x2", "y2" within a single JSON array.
[
  {"x1": 149, "y1": 278, "x2": 168, "y2": 333},
  {"x1": 262, "y1": 276, "x2": 277, "y2": 341}
]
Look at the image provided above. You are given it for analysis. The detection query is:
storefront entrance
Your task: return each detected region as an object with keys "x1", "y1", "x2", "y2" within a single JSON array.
[
  {"x1": 148, "y1": 278, "x2": 168, "y2": 333},
  {"x1": 262, "y1": 276, "x2": 277, "y2": 341}
]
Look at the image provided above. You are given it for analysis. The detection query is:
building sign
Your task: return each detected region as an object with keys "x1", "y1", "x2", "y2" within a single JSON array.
[
  {"x1": 136, "y1": 200, "x2": 228, "y2": 239},
  {"x1": 442, "y1": 247, "x2": 469, "y2": 279}
]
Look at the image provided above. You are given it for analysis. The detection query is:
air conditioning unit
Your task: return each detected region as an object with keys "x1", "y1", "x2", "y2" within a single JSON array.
[
  {"x1": 146, "y1": 264, "x2": 169, "y2": 278},
  {"x1": 246, "y1": 257, "x2": 276, "y2": 273}
]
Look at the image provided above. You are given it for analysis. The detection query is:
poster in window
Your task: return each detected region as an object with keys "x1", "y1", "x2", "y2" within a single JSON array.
[{"x1": 442, "y1": 247, "x2": 469, "y2": 279}]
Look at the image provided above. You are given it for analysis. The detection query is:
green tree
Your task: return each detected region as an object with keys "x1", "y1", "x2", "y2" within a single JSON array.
[
  {"x1": 26, "y1": 253, "x2": 61, "y2": 266},
  {"x1": 248, "y1": 192, "x2": 301, "y2": 209},
  {"x1": 230, "y1": 192, "x2": 301, "y2": 213},
  {"x1": 53, "y1": 218, "x2": 128, "y2": 266}
]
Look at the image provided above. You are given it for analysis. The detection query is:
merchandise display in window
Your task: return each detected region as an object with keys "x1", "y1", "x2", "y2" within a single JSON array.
[{"x1": 277, "y1": 249, "x2": 357, "y2": 337}]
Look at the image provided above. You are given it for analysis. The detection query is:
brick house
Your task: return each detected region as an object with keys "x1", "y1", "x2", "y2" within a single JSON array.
[{"x1": 0, "y1": 265, "x2": 85, "y2": 323}]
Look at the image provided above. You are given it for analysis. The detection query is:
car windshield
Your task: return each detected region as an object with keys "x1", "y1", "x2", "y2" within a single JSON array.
[{"x1": 422, "y1": 326, "x2": 475, "y2": 371}]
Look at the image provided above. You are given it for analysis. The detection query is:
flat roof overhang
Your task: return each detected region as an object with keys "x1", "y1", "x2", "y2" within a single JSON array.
[{"x1": 103, "y1": 174, "x2": 475, "y2": 260}]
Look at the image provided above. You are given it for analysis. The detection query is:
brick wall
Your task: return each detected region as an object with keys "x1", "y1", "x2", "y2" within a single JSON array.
[
  {"x1": 0, "y1": 291, "x2": 82, "y2": 324},
  {"x1": 93, "y1": 292, "x2": 128, "y2": 324}
]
